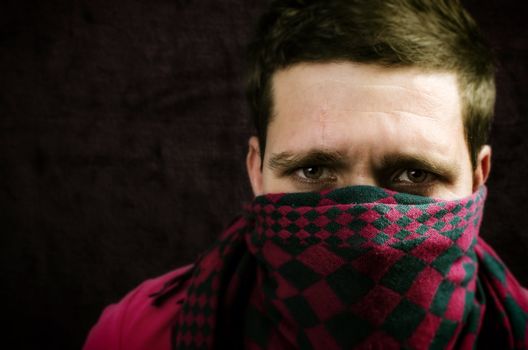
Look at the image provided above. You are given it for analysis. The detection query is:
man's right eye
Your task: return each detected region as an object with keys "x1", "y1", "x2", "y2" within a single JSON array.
[{"x1": 292, "y1": 166, "x2": 337, "y2": 185}]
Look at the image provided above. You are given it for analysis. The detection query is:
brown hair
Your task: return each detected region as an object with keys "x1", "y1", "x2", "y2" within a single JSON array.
[{"x1": 246, "y1": 0, "x2": 495, "y2": 167}]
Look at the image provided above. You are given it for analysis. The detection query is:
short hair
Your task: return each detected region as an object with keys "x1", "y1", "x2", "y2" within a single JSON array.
[{"x1": 246, "y1": 0, "x2": 496, "y2": 168}]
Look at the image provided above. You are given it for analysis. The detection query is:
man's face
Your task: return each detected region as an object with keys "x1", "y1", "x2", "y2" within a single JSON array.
[{"x1": 247, "y1": 62, "x2": 490, "y2": 199}]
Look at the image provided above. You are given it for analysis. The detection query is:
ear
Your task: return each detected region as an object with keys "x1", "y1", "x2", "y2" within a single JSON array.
[
  {"x1": 472, "y1": 145, "x2": 491, "y2": 192},
  {"x1": 246, "y1": 136, "x2": 264, "y2": 196}
]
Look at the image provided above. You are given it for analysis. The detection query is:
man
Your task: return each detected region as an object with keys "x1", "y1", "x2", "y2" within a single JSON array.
[{"x1": 84, "y1": 0, "x2": 528, "y2": 349}]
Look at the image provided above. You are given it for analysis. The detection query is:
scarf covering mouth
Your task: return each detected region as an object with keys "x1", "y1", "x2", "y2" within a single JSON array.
[{"x1": 153, "y1": 185, "x2": 528, "y2": 349}]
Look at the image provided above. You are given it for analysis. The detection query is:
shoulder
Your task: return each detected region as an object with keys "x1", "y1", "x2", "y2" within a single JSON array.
[{"x1": 83, "y1": 265, "x2": 193, "y2": 350}]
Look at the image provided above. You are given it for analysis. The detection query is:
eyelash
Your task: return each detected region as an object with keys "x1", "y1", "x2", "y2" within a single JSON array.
[
  {"x1": 292, "y1": 167, "x2": 338, "y2": 185},
  {"x1": 287, "y1": 166, "x2": 440, "y2": 189},
  {"x1": 390, "y1": 169, "x2": 438, "y2": 187}
]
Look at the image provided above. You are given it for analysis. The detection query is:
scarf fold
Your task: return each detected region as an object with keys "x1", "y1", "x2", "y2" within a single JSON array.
[{"x1": 157, "y1": 186, "x2": 528, "y2": 349}]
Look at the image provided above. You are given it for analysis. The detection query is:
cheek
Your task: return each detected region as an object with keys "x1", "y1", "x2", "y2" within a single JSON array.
[{"x1": 261, "y1": 168, "x2": 297, "y2": 194}]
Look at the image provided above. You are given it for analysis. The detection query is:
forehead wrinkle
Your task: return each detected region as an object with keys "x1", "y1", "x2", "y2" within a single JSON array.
[
  {"x1": 274, "y1": 67, "x2": 454, "y2": 104},
  {"x1": 275, "y1": 86, "x2": 455, "y2": 126},
  {"x1": 322, "y1": 109, "x2": 444, "y2": 122},
  {"x1": 319, "y1": 81, "x2": 448, "y2": 105}
]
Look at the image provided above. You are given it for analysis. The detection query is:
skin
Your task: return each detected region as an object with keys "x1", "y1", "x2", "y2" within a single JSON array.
[{"x1": 246, "y1": 62, "x2": 491, "y2": 200}]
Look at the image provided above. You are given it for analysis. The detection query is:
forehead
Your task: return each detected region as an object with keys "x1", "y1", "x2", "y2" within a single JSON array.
[
  {"x1": 266, "y1": 62, "x2": 464, "y2": 158},
  {"x1": 270, "y1": 62, "x2": 461, "y2": 123}
]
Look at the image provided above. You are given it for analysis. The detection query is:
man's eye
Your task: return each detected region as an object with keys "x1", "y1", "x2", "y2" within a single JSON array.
[
  {"x1": 393, "y1": 169, "x2": 434, "y2": 184},
  {"x1": 294, "y1": 166, "x2": 335, "y2": 182},
  {"x1": 299, "y1": 166, "x2": 324, "y2": 179}
]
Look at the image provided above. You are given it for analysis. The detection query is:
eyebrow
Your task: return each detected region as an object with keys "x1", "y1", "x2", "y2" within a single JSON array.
[
  {"x1": 378, "y1": 153, "x2": 458, "y2": 179},
  {"x1": 268, "y1": 150, "x2": 349, "y2": 174}
]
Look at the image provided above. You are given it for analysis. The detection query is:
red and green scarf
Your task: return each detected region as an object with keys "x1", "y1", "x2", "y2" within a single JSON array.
[{"x1": 153, "y1": 186, "x2": 528, "y2": 349}]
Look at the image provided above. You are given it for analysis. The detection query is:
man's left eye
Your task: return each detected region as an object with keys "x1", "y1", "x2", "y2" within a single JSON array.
[
  {"x1": 299, "y1": 166, "x2": 324, "y2": 179},
  {"x1": 393, "y1": 169, "x2": 434, "y2": 184}
]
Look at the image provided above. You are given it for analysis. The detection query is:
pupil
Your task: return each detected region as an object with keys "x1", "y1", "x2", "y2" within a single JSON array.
[
  {"x1": 303, "y1": 167, "x2": 322, "y2": 179},
  {"x1": 408, "y1": 169, "x2": 426, "y2": 182}
]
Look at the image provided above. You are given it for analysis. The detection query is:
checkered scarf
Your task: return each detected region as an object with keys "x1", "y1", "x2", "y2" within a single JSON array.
[{"x1": 156, "y1": 186, "x2": 528, "y2": 349}]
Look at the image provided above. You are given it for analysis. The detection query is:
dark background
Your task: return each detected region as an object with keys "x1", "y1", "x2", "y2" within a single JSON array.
[{"x1": 1, "y1": 0, "x2": 526, "y2": 348}]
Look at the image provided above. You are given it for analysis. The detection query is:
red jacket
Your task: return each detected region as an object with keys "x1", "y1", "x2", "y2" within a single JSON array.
[{"x1": 84, "y1": 265, "x2": 193, "y2": 350}]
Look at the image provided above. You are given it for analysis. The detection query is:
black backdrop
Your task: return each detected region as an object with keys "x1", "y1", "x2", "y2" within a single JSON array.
[{"x1": 1, "y1": 0, "x2": 527, "y2": 349}]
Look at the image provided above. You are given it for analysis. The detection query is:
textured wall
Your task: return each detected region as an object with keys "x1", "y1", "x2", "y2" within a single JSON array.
[{"x1": 1, "y1": 0, "x2": 526, "y2": 348}]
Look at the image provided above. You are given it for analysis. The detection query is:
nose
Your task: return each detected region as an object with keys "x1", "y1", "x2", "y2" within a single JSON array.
[{"x1": 342, "y1": 170, "x2": 379, "y2": 188}]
